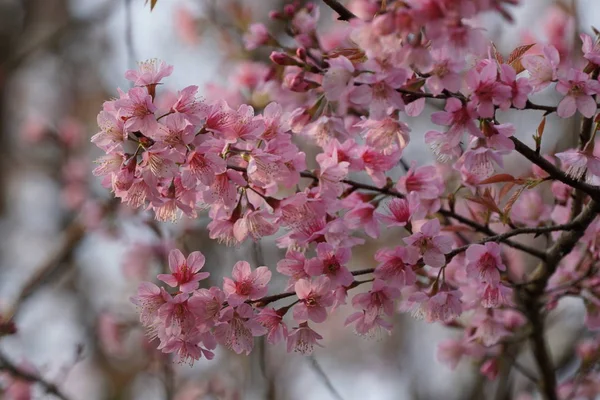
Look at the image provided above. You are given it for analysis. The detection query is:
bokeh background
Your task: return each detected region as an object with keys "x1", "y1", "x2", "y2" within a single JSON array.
[{"x1": 0, "y1": 0, "x2": 599, "y2": 399}]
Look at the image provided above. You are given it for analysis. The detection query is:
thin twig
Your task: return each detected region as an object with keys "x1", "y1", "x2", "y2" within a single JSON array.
[
  {"x1": 0, "y1": 352, "x2": 71, "y2": 400},
  {"x1": 308, "y1": 355, "x2": 345, "y2": 400}
]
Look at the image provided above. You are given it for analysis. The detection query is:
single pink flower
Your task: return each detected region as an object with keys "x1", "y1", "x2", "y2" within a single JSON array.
[
  {"x1": 499, "y1": 64, "x2": 532, "y2": 110},
  {"x1": 581, "y1": 33, "x2": 600, "y2": 65},
  {"x1": 556, "y1": 149, "x2": 600, "y2": 181},
  {"x1": 293, "y1": 276, "x2": 334, "y2": 323},
  {"x1": 125, "y1": 59, "x2": 173, "y2": 86},
  {"x1": 480, "y1": 283, "x2": 512, "y2": 309},
  {"x1": 188, "y1": 287, "x2": 226, "y2": 328},
  {"x1": 255, "y1": 308, "x2": 288, "y2": 345},
  {"x1": 157, "y1": 249, "x2": 210, "y2": 292},
  {"x1": 555, "y1": 68, "x2": 600, "y2": 118},
  {"x1": 214, "y1": 304, "x2": 266, "y2": 355},
  {"x1": 465, "y1": 242, "x2": 506, "y2": 285},
  {"x1": 344, "y1": 202, "x2": 380, "y2": 239},
  {"x1": 130, "y1": 281, "x2": 169, "y2": 326},
  {"x1": 115, "y1": 87, "x2": 158, "y2": 134},
  {"x1": 222, "y1": 261, "x2": 272, "y2": 306},
  {"x1": 345, "y1": 310, "x2": 393, "y2": 337},
  {"x1": 354, "y1": 116, "x2": 410, "y2": 156},
  {"x1": 465, "y1": 62, "x2": 511, "y2": 118},
  {"x1": 305, "y1": 243, "x2": 353, "y2": 287},
  {"x1": 374, "y1": 246, "x2": 420, "y2": 288},
  {"x1": 396, "y1": 164, "x2": 444, "y2": 200},
  {"x1": 233, "y1": 209, "x2": 278, "y2": 242},
  {"x1": 243, "y1": 23, "x2": 271, "y2": 50},
  {"x1": 322, "y1": 56, "x2": 355, "y2": 102},
  {"x1": 276, "y1": 250, "x2": 311, "y2": 290},
  {"x1": 158, "y1": 329, "x2": 216, "y2": 363},
  {"x1": 409, "y1": 287, "x2": 463, "y2": 323},
  {"x1": 316, "y1": 152, "x2": 350, "y2": 199},
  {"x1": 351, "y1": 279, "x2": 400, "y2": 319},
  {"x1": 404, "y1": 218, "x2": 453, "y2": 268},
  {"x1": 286, "y1": 322, "x2": 324, "y2": 354},
  {"x1": 521, "y1": 45, "x2": 560, "y2": 92}
]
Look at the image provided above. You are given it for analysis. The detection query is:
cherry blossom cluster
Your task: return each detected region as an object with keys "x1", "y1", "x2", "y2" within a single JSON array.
[{"x1": 92, "y1": 0, "x2": 600, "y2": 396}]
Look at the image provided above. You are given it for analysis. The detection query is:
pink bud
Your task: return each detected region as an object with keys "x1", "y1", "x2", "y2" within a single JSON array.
[
  {"x1": 269, "y1": 10, "x2": 282, "y2": 19},
  {"x1": 270, "y1": 51, "x2": 300, "y2": 66},
  {"x1": 284, "y1": 4, "x2": 296, "y2": 17}
]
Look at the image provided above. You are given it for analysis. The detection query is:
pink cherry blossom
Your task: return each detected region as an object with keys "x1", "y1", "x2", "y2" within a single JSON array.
[
  {"x1": 255, "y1": 308, "x2": 288, "y2": 345},
  {"x1": 404, "y1": 218, "x2": 453, "y2": 268},
  {"x1": 305, "y1": 243, "x2": 353, "y2": 287},
  {"x1": 465, "y1": 242, "x2": 506, "y2": 285},
  {"x1": 293, "y1": 276, "x2": 335, "y2": 323},
  {"x1": 243, "y1": 23, "x2": 271, "y2": 50},
  {"x1": 286, "y1": 322, "x2": 324, "y2": 354},
  {"x1": 396, "y1": 164, "x2": 444, "y2": 200},
  {"x1": 581, "y1": 33, "x2": 600, "y2": 65},
  {"x1": 214, "y1": 304, "x2": 266, "y2": 355},
  {"x1": 521, "y1": 45, "x2": 560, "y2": 92},
  {"x1": 223, "y1": 261, "x2": 272, "y2": 306},
  {"x1": 465, "y1": 62, "x2": 511, "y2": 118},
  {"x1": 344, "y1": 201, "x2": 380, "y2": 238},
  {"x1": 555, "y1": 68, "x2": 600, "y2": 118},
  {"x1": 276, "y1": 250, "x2": 311, "y2": 290},
  {"x1": 409, "y1": 287, "x2": 463, "y2": 323},
  {"x1": 354, "y1": 116, "x2": 410, "y2": 156},
  {"x1": 374, "y1": 246, "x2": 420, "y2": 288},
  {"x1": 157, "y1": 249, "x2": 210, "y2": 292},
  {"x1": 125, "y1": 59, "x2": 174, "y2": 86},
  {"x1": 556, "y1": 149, "x2": 600, "y2": 181},
  {"x1": 114, "y1": 87, "x2": 158, "y2": 134}
]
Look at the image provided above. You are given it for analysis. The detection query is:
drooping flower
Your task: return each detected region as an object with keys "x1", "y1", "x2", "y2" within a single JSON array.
[
  {"x1": 465, "y1": 242, "x2": 506, "y2": 285},
  {"x1": 286, "y1": 322, "x2": 324, "y2": 354},
  {"x1": 556, "y1": 149, "x2": 600, "y2": 181}
]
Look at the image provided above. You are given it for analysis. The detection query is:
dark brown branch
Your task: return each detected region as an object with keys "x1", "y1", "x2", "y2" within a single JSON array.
[
  {"x1": 510, "y1": 137, "x2": 600, "y2": 202},
  {"x1": 0, "y1": 352, "x2": 71, "y2": 400},
  {"x1": 321, "y1": 0, "x2": 356, "y2": 21},
  {"x1": 517, "y1": 200, "x2": 600, "y2": 400}
]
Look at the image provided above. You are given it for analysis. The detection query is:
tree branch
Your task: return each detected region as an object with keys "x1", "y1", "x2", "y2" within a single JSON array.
[
  {"x1": 510, "y1": 137, "x2": 600, "y2": 202},
  {"x1": 321, "y1": 0, "x2": 356, "y2": 21},
  {"x1": 0, "y1": 352, "x2": 71, "y2": 400}
]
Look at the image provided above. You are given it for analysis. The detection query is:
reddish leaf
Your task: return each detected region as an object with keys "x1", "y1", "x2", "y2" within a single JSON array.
[
  {"x1": 499, "y1": 181, "x2": 516, "y2": 201},
  {"x1": 478, "y1": 174, "x2": 516, "y2": 185},
  {"x1": 491, "y1": 42, "x2": 504, "y2": 64},
  {"x1": 502, "y1": 186, "x2": 526, "y2": 224},
  {"x1": 466, "y1": 188, "x2": 502, "y2": 215},
  {"x1": 533, "y1": 116, "x2": 546, "y2": 153},
  {"x1": 507, "y1": 43, "x2": 536, "y2": 64},
  {"x1": 146, "y1": 0, "x2": 158, "y2": 10}
]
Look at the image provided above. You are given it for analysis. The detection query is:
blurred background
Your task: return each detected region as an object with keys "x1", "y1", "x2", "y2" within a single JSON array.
[{"x1": 0, "y1": 0, "x2": 599, "y2": 399}]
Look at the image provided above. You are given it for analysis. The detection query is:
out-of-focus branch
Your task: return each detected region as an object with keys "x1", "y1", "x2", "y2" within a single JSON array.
[
  {"x1": 308, "y1": 355, "x2": 344, "y2": 400},
  {"x1": 321, "y1": 0, "x2": 356, "y2": 21},
  {"x1": 517, "y1": 200, "x2": 600, "y2": 400},
  {"x1": 0, "y1": 352, "x2": 71, "y2": 400},
  {"x1": 4, "y1": 221, "x2": 85, "y2": 321}
]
